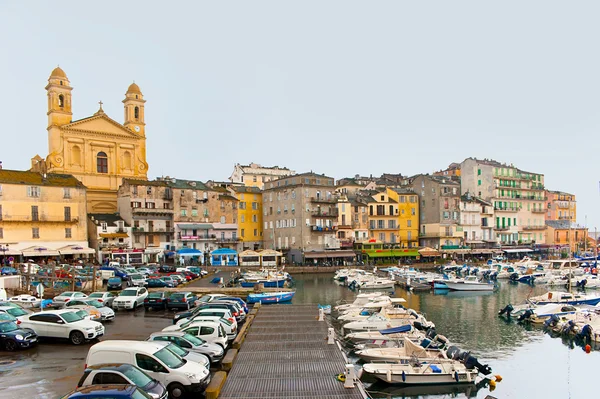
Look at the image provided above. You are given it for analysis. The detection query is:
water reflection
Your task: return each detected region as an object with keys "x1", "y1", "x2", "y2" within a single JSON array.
[{"x1": 291, "y1": 273, "x2": 598, "y2": 398}]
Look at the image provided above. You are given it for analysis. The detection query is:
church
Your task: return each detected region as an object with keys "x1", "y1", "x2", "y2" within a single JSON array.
[{"x1": 33, "y1": 67, "x2": 149, "y2": 213}]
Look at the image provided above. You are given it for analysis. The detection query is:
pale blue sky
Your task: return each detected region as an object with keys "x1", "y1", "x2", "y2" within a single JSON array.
[{"x1": 1, "y1": 1, "x2": 598, "y2": 229}]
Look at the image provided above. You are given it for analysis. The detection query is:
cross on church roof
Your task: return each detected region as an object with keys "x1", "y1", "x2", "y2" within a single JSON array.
[{"x1": 98, "y1": 101, "x2": 103, "y2": 110}]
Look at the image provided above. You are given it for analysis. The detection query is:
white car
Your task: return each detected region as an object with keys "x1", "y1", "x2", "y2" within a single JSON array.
[
  {"x1": 20, "y1": 309, "x2": 104, "y2": 345},
  {"x1": 163, "y1": 321, "x2": 227, "y2": 349},
  {"x1": 0, "y1": 305, "x2": 31, "y2": 322},
  {"x1": 129, "y1": 273, "x2": 147, "y2": 287},
  {"x1": 53, "y1": 291, "x2": 88, "y2": 307},
  {"x1": 113, "y1": 287, "x2": 148, "y2": 310},
  {"x1": 165, "y1": 315, "x2": 237, "y2": 341}
]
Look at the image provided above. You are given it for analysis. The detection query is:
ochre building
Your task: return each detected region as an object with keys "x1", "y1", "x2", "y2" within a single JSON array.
[{"x1": 33, "y1": 67, "x2": 149, "y2": 214}]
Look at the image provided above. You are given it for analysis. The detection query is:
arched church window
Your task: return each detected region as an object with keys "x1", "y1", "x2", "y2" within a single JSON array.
[
  {"x1": 71, "y1": 145, "x2": 81, "y2": 165},
  {"x1": 123, "y1": 151, "x2": 132, "y2": 170},
  {"x1": 97, "y1": 152, "x2": 108, "y2": 174},
  {"x1": 58, "y1": 94, "x2": 64, "y2": 108},
  {"x1": 134, "y1": 106, "x2": 139, "y2": 120}
]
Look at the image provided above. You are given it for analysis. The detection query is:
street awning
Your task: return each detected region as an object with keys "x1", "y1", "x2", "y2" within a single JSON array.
[
  {"x1": 177, "y1": 248, "x2": 203, "y2": 256},
  {"x1": 99, "y1": 233, "x2": 129, "y2": 238},
  {"x1": 304, "y1": 250, "x2": 357, "y2": 259},
  {"x1": 57, "y1": 245, "x2": 96, "y2": 255},
  {"x1": 21, "y1": 246, "x2": 60, "y2": 257},
  {"x1": 418, "y1": 247, "x2": 441, "y2": 257},
  {"x1": 465, "y1": 240, "x2": 484, "y2": 244},
  {"x1": 177, "y1": 223, "x2": 212, "y2": 230},
  {"x1": 503, "y1": 248, "x2": 533, "y2": 253}
]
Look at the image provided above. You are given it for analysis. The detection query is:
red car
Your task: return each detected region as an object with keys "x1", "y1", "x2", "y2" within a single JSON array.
[{"x1": 167, "y1": 272, "x2": 192, "y2": 282}]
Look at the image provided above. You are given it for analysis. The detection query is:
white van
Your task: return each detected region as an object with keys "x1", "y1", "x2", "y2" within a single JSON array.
[{"x1": 86, "y1": 340, "x2": 211, "y2": 398}]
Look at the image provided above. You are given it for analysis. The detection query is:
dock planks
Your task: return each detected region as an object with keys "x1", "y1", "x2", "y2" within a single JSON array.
[{"x1": 218, "y1": 304, "x2": 365, "y2": 399}]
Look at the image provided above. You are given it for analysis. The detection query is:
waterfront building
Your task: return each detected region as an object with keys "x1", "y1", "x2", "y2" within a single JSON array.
[
  {"x1": 229, "y1": 186, "x2": 263, "y2": 251},
  {"x1": 87, "y1": 213, "x2": 133, "y2": 263},
  {"x1": 229, "y1": 162, "x2": 295, "y2": 189},
  {"x1": 545, "y1": 220, "x2": 591, "y2": 255},
  {"x1": 433, "y1": 163, "x2": 461, "y2": 177},
  {"x1": 0, "y1": 169, "x2": 93, "y2": 260},
  {"x1": 34, "y1": 67, "x2": 148, "y2": 214},
  {"x1": 546, "y1": 190, "x2": 577, "y2": 222},
  {"x1": 262, "y1": 172, "x2": 343, "y2": 263},
  {"x1": 460, "y1": 158, "x2": 546, "y2": 245},
  {"x1": 336, "y1": 194, "x2": 369, "y2": 248},
  {"x1": 386, "y1": 188, "x2": 419, "y2": 248},
  {"x1": 365, "y1": 190, "x2": 399, "y2": 244},
  {"x1": 409, "y1": 174, "x2": 463, "y2": 250},
  {"x1": 459, "y1": 193, "x2": 495, "y2": 247}
]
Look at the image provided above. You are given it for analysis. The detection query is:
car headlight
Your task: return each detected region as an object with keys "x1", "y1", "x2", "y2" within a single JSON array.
[
  {"x1": 86, "y1": 327, "x2": 95, "y2": 331},
  {"x1": 15, "y1": 334, "x2": 24, "y2": 341},
  {"x1": 185, "y1": 373, "x2": 200, "y2": 381}
]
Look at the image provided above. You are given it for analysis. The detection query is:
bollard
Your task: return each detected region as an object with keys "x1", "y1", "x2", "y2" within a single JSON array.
[
  {"x1": 318, "y1": 308, "x2": 324, "y2": 321},
  {"x1": 327, "y1": 327, "x2": 335, "y2": 345},
  {"x1": 344, "y1": 364, "x2": 357, "y2": 388}
]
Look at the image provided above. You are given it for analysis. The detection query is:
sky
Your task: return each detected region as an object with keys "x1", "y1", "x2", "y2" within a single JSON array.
[{"x1": 1, "y1": 1, "x2": 599, "y2": 228}]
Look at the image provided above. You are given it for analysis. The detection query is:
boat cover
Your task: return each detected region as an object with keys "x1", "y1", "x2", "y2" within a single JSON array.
[{"x1": 379, "y1": 324, "x2": 411, "y2": 335}]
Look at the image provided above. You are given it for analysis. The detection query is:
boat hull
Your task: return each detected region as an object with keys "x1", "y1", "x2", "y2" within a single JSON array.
[
  {"x1": 367, "y1": 369, "x2": 479, "y2": 385},
  {"x1": 246, "y1": 292, "x2": 294, "y2": 304},
  {"x1": 240, "y1": 279, "x2": 286, "y2": 288},
  {"x1": 443, "y1": 282, "x2": 494, "y2": 291}
]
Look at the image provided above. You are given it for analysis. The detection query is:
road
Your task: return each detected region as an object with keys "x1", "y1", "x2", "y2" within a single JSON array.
[{"x1": 0, "y1": 307, "x2": 177, "y2": 399}]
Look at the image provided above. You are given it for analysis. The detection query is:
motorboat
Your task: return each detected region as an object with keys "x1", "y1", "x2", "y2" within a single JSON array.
[
  {"x1": 528, "y1": 291, "x2": 600, "y2": 306},
  {"x1": 359, "y1": 278, "x2": 396, "y2": 290},
  {"x1": 246, "y1": 291, "x2": 294, "y2": 304},
  {"x1": 356, "y1": 335, "x2": 449, "y2": 363},
  {"x1": 8, "y1": 295, "x2": 41, "y2": 308},
  {"x1": 515, "y1": 303, "x2": 579, "y2": 324},
  {"x1": 342, "y1": 311, "x2": 432, "y2": 332},
  {"x1": 443, "y1": 276, "x2": 496, "y2": 292},
  {"x1": 335, "y1": 292, "x2": 386, "y2": 312},
  {"x1": 345, "y1": 326, "x2": 417, "y2": 344},
  {"x1": 338, "y1": 300, "x2": 410, "y2": 322}
]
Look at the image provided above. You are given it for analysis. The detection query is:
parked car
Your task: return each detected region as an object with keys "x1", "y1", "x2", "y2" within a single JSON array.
[
  {"x1": 144, "y1": 292, "x2": 169, "y2": 310},
  {"x1": 195, "y1": 302, "x2": 243, "y2": 323},
  {"x1": 146, "y1": 278, "x2": 168, "y2": 288},
  {"x1": 159, "y1": 276, "x2": 177, "y2": 288},
  {"x1": 8, "y1": 294, "x2": 41, "y2": 309},
  {"x1": 173, "y1": 305, "x2": 235, "y2": 325},
  {"x1": 73, "y1": 308, "x2": 102, "y2": 322},
  {"x1": 137, "y1": 267, "x2": 152, "y2": 277},
  {"x1": 53, "y1": 291, "x2": 89, "y2": 307},
  {"x1": 129, "y1": 273, "x2": 147, "y2": 287},
  {"x1": 159, "y1": 341, "x2": 210, "y2": 369},
  {"x1": 0, "y1": 305, "x2": 31, "y2": 322},
  {"x1": 86, "y1": 340, "x2": 211, "y2": 398},
  {"x1": 107, "y1": 276, "x2": 124, "y2": 290},
  {"x1": 99, "y1": 265, "x2": 129, "y2": 281},
  {"x1": 212, "y1": 300, "x2": 246, "y2": 322},
  {"x1": 170, "y1": 321, "x2": 228, "y2": 349},
  {"x1": 147, "y1": 331, "x2": 224, "y2": 364},
  {"x1": 158, "y1": 265, "x2": 176, "y2": 273},
  {"x1": 20, "y1": 309, "x2": 104, "y2": 345},
  {"x1": 1, "y1": 266, "x2": 19, "y2": 275},
  {"x1": 168, "y1": 274, "x2": 186, "y2": 285},
  {"x1": 0, "y1": 313, "x2": 17, "y2": 322},
  {"x1": 216, "y1": 297, "x2": 249, "y2": 313},
  {"x1": 60, "y1": 384, "x2": 153, "y2": 399},
  {"x1": 77, "y1": 363, "x2": 167, "y2": 399},
  {"x1": 113, "y1": 287, "x2": 148, "y2": 310},
  {"x1": 196, "y1": 294, "x2": 228, "y2": 304},
  {"x1": 64, "y1": 299, "x2": 115, "y2": 321},
  {"x1": 165, "y1": 315, "x2": 237, "y2": 341},
  {"x1": 167, "y1": 292, "x2": 197, "y2": 310},
  {"x1": 0, "y1": 320, "x2": 38, "y2": 350},
  {"x1": 87, "y1": 292, "x2": 116, "y2": 308},
  {"x1": 168, "y1": 272, "x2": 191, "y2": 282}
]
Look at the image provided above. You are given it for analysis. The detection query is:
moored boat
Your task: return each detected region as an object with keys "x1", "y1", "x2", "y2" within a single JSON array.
[
  {"x1": 246, "y1": 291, "x2": 295, "y2": 304},
  {"x1": 443, "y1": 276, "x2": 496, "y2": 292}
]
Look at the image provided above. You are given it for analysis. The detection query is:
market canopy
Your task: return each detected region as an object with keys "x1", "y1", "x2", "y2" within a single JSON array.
[
  {"x1": 211, "y1": 248, "x2": 238, "y2": 255},
  {"x1": 258, "y1": 249, "x2": 283, "y2": 257},
  {"x1": 57, "y1": 245, "x2": 96, "y2": 255},
  {"x1": 239, "y1": 250, "x2": 261, "y2": 257},
  {"x1": 177, "y1": 248, "x2": 203, "y2": 256},
  {"x1": 503, "y1": 248, "x2": 533, "y2": 253},
  {"x1": 418, "y1": 247, "x2": 441, "y2": 257},
  {"x1": 99, "y1": 232, "x2": 128, "y2": 238},
  {"x1": 304, "y1": 250, "x2": 356, "y2": 259},
  {"x1": 21, "y1": 246, "x2": 60, "y2": 257}
]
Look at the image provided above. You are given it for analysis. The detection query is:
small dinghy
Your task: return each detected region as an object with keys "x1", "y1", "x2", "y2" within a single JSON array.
[{"x1": 246, "y1": 291, "x2": 295, "y2": 304}]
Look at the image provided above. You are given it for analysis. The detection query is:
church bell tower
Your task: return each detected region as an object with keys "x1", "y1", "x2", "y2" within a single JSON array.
[{"x1": 123, "y1": 83, "x2": 146, "y2": 137}]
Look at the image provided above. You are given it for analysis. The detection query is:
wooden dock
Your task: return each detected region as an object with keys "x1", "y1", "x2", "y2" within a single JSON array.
[{"x1": 218, "y1": 304, "x2": 366, "y2": 399}]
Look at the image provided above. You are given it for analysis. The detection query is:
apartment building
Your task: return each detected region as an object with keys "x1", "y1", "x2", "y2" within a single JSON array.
[
  {"x1": 459, "y1": 193, "x2": 495, "y2": 246},
  {"x1": 387, "y1": 188, "x2": 419, "y2": 248},
  {"x1": 88, "y1": 213, "x2": 132, "y2": 263},
  {"x1": 262, "y1": 173, "x2": 341, "y2": 263},
  {"x1": 366, "y1": 190, "x2": 399, "y2": 244},
  {"x1": 229, "y1": 185, "x2": 263, "y2": 250},
  {"x1": 546, "y1": 190, "x2": 576, "y2": 222},
  {"x1": 229, "y1": 162, "x2": 295, "y2": 189}
]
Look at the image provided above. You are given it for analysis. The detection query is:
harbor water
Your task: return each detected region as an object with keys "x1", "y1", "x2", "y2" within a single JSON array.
[{"x1": 292, "y1": 273, "x2": 597, "y2": 399}]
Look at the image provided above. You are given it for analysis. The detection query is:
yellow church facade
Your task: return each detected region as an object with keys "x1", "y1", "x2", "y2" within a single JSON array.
[{"x1": 35, "y1": 67, "x2": 149, "y2": 213}]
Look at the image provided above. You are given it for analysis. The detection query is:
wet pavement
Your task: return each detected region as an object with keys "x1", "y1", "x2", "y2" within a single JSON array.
[{"x1": 0, "y1": 307, "x2": 177, "y2": 399}]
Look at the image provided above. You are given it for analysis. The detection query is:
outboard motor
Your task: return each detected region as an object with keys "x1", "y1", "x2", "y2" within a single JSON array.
[
  {"x1": 425, "y1": 327, "x2": 437, "y2": 340},
  {"x1": 517, "y1": 309, "x2": 534, "y2": 322},
  {"x1": 413, "y1": 321, "x2": 427, "y2": 331},
  {"x1": 498, "y1": 304, "x2": 514, "y2": 317},
  {"x1": 576, "y1": 324, "x2": 593, "y2": 341},
  {"x1": 509, "y1": 272, "x2": 519, "y2": 282},
  {"x1": 576, "y1": 279, "x2": 587, "y2": 289},
  {"x1": 544, "y1": 314, "x2": 560, "y2": 328},
  {"x1": 561, "y1": 320, "x2": 576, "y2": 335},
  {"x1": 446, "y1": 346, "x2": 492, "y2": 375}
]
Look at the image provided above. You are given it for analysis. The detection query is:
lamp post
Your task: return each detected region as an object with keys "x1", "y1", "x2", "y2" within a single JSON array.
[{"x1": 0, "y1": 244, "x2": 9, "y2": 265}]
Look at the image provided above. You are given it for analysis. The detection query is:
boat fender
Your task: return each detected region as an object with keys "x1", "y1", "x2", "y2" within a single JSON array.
[
  {"x1": 454, "y1": 371, "x2": 459, "y2": 382},
  {"x1": 593, "y1": 268, "x2": 598, "y2": 275},
  {"x1": 336, "y1": 373, "x2": 346, "y2": 382},
  {"x1": 401, "y1": 371, "x2": 406, "y2": 382}
]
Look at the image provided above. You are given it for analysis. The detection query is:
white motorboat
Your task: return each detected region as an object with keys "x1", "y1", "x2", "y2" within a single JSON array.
[
  {"x1": 443, "y1": 276, "x2": 496, "y2": 292},
  {"x1": 359, "y1": 278, "x2": 396, "y2": 290},
  {"x1": 8, "y1": 294, "x2": 41, "y2": 308},
  {"x1": 356, "y1": 336, "x2": 448, "y2": 363},
  {"x1": 335, "y1": 292, "x2": 386, "y2": 312},
  {"x1": 528, "y1": 291, "x2": 600, "y2": 306},
  {"x1": 362, "y1": 360, "x2": 479, "y2": 385},
  {"x1": 343, "y1": 312, "x2": 431, "y2": 332}
]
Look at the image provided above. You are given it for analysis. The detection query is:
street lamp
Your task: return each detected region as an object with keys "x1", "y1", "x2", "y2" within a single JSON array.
[{"x1": 0, "y1": 244, "x2": 9, "y2": 264}]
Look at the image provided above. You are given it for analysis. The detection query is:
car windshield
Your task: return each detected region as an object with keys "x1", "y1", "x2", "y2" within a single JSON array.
[
  {"x1": 0, "y1": 321, "x2": 18, "y2": 333},
  {"x1": 0, "y1": 314, "x2": 15, "y2": 321},
  {"x1": 130, "y1": 274, "x2": 142, "y2": 279},
  {"x1": 148, "y1": 292, "x2": 163, "y2": 298},
  {"x1": 183, "y1": 333, "x2": 206, "y2": 346},
  {"x1": 153, "y1": 347, "x2": 184, "y2": 369},
  {"x1": 75, "y1": 310, "x2": 88, "y2": 318},
  {"x1": 86, "y1": 300, "x2": 104, "y2": 308},
  {"x1": 122, "y1": 365, "x2": 154, "y2": 388},
  {"x1": 171, "y1": 294, "x2": 185, "y2": 300},
  {"x1": 88, "y1": 293, "x2": 103, "y2": 298},
  {"x1": 6, "y1": 307, "x2": 27, "y2": 317},
  {"x1": 121, "y1": 290, "x2": 138, "y2": 297},
  {"x1": 166, "y1": 343, "x2": 189, "y2": 357},
  {"x1": 61, "y1": 311, "x2": 84, "y2": 323},
  {"x1": 198, "y1": 296, "x2": 211, "y2": 303},
  {"x1": 61, "y1": 292, "x2": 75, "y2": 297},
  {"x1": 109, "y1": 277, "x2": 121, "y2": 282}
]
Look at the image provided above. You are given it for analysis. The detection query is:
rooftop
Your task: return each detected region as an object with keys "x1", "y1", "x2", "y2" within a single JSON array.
[
  {"x1": 0, "y1": 169, "x2": 84, "y2": 188},
  {"x1": 230, "y1": 186, "x2": 262, "y2": 194},
  {"x1": 88, "y1": 213, "x2": 129, "y2": 227},
  {"x1": 545, "y1": 220, "x2": 586, "y2": 230}
]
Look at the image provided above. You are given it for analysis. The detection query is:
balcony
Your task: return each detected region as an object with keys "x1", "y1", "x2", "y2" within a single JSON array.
[
  {"x1": 179, "y1": 234, "x2": 216, "y2": 241},
  {"x1": 418, "y1": 232, "x2": 457, "y2": 238},
  {"x1": 0, "y1": 214, "x2": 79, "y2": 223},
  {"x1": 370, "y1": 226, "x2": 399, "y2": 231},
  {"x1": 531, "y1": 208, "x2": 546, "y2": 214},
  {"x1": 311, "y1": 225, "x2": 337, "y2": 233},
  {"x1": 495, "y1": 227, "x2": 510, "y2": 231},
  {"x1": 311, "y1": 210, "x2": 339, "y2": 218},
  {"x1": 338, "y1": 224, "x2": 353, "y2": 229},
  {"x1": 558, "y1": 216, "x2": 574, "y2": 220},
  {"x1": 132, "y1": 207, "x2": 173, "y2": 214},
  {"x1": 494, "y1": 207, "x2": 520, "y2": 212},
  {"x1": 216, "y1": 237, "x2": 241, "y2": 244},
  {"x1": 521, "y1": 225, "x2": 547, "y2": 231},
  {"x1": 310, "y1": 196, "x2": 337, "y2": 204},
  {"x1": 556, "y1": 201, "x2": 571, "y2": 209}
]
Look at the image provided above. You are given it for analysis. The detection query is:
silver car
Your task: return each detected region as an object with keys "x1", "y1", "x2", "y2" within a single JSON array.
[
  {"x1": 147, "y1": 331, "x2": 224, "y2": 363},
  {"x1": 64, "y1": 299, "x2": 115, "y2": 321},
  {"x1": 52, "y1": 291, "x2": 88, "y2": 307},
  {"x1": 87, "y1": 292, "x2": 116, "y2": 308}
]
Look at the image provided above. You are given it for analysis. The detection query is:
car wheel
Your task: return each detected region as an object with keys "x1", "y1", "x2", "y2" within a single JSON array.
[
  {"x1": 4, "y1": 339, "x2": 18, "y2": 351},
  {"x1": 133, "y1": 301, "x2": 138, "y2": 309},
  {"x1": 70, "y1": 331, "x2": 85, "y2": 345},
  {"x1": 168, "y1": 382, "x2": 186, "y2": 399}
]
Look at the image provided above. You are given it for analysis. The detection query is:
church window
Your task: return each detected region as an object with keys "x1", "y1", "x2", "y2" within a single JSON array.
[
  {"x1": 123, "y1": 151, "x2": 132, "y2": 170},
  {"x1": 134, "y1": 106, "x2": 139, "y2": 120},
  {"x1": 58, "y1": 94, "x2": 64, "y2": 108},
  {"x1": 97, "y1": 152, "x2": 108, "y2": 174},
  {"x1": 71, "y1": 145, "x2": 81, "y2": 166}
]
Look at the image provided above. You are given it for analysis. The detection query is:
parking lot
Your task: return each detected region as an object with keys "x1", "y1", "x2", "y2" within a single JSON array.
[{"x1": 0, "y1": 307, "x2": 179, "y2": 399}]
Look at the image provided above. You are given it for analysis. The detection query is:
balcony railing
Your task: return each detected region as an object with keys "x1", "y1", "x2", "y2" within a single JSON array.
[
  {"x1": 0, "y1": 214, "x2": 79, "y2": 223},
  {"x1": 531, "y1": 209, "x2": 546, "y2": 214},
  {"x1": 418, "y1": 232, "x2": 458, "y2": 238},
  {"x1": 311, "y1": 210, "x2": 339, "y2": 218},
  {"x1": 311, "y1": 226, "x2": 337, "y2": 232},
  {"x1": 521, "y1": 225, "x2": 547, "y2": 231},
  {"x1": 132, "y1": 207, "x2": 173, "y2": 213},
  {"x1": 310, "y1": 196, "x2": 337, "y2": 204},
  {"x1": 216, "y1": 237, "x2": 241, "y2": 243},
  {"x1": 494, "y1": 207, "x2": 520, "y2": 212},
  {"x1": 179, "y1": 234, "x2": 216, "y2": 241},
  {"x1": 370, "y1": 226, "x2": 398, "y2": 231}
]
